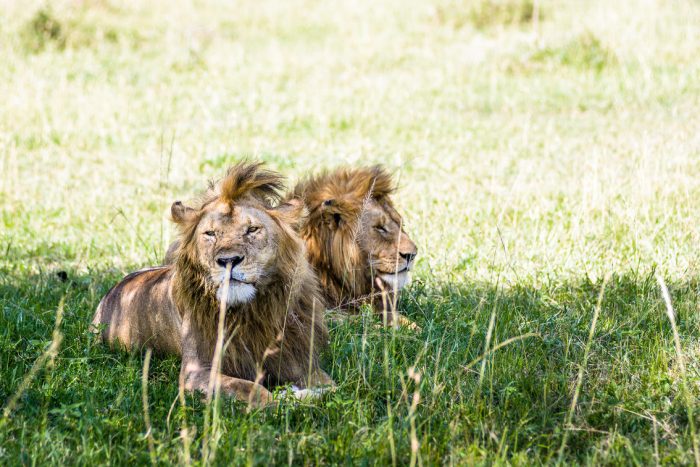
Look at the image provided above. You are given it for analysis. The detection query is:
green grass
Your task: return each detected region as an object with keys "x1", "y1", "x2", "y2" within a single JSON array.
[{"x1": 2, "y1": 0, "x2": 700, "y2": 464}]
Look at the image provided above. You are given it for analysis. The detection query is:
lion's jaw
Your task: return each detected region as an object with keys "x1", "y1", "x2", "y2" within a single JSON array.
[
  {"x1": 378, "y1": 270, "x2": 411, "y2": 291},
  {"x1": 216, "y1": 282, "x2": 257, "y2": 305},
  {"x1": 215, "y1": 268, "x2": 258, "y2": 305}
]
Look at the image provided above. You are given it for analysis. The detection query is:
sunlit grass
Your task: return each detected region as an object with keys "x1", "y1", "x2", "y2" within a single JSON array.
[{"x1": 2, "y1": 0, "x2": 700, "y2": 463}]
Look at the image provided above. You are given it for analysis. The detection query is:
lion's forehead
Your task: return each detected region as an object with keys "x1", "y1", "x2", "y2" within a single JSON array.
[
  {"x1": 201, "y1": 203, "x2": 274, "y2": 230},
  {"x1": 362, "y1": 199, "x2": 402, "y2": 227}
]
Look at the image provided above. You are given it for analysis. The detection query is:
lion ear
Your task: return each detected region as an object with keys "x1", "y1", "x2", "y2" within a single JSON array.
[
  {"x1": 321, "y1": 199, "x2": 344, "y2": 229},
  {"x1": 273, "y1": 198, "x2": 308, "y2": 232},
  {"x1": 171, "y1": 201, "x2": 197, "y2": 224}
]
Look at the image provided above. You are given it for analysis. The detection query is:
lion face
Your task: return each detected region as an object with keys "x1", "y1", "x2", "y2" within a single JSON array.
[
  {"x1": 357, "y1": 198, "x2": 417, "y2": 290},
  {"x1": 320, "y1": 195, "x2": 418, "y2": 293},
  {"x1": 195, "y1": 200, "x2": 282, "y2": 305},
  {"x1": 172, "y1": 196, "x2": 306, "y2": 307},
  {"x1": 290, "y1": 165, "x2": 418, "y2": 307}
]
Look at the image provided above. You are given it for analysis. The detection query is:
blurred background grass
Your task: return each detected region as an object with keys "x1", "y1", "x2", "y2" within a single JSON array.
[{"x1": 1, "y1": 0, "x2": 700, "y2": 464}]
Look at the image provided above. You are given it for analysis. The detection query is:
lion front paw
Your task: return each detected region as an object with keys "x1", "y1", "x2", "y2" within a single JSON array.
[
  {"x1": 395, "y1": 313, "x2": 422, "y2": 331},
  {"x1": 377, "y1": 312, "x2": 421, "y2": 331},
  {"x1": 291, "y1": 386, "x2": 330, "y2": 400},
  {"x1": 278, "y1": 384, "x2": 334, "y2": 402}
]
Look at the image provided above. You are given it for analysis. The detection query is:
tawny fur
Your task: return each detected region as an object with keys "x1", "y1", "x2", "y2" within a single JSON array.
[
  {"x1": 92, "y1": 162, "x2": 333, "y2": 406},
  {"x1": 287, "y1": 166, "x2": 418, "y2": 327}
]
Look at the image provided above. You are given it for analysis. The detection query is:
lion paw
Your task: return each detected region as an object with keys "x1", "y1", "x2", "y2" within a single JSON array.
[
  {"x1": 375, "y1": 313, "x2": 421, "y2": 331},
  {"x1": 396, "y1": 315, "x2": 422, "y2": 332},
  {"x1": 278, "y1": 385, "x2": 332, "y2": 402}
]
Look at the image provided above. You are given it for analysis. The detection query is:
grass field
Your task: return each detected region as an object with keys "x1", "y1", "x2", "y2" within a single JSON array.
[{"x1": 2, "y1": 0, "x2": 700, "y2": 464}]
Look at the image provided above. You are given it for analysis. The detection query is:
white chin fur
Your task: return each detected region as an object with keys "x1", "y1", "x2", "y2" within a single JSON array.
[
  {"x1": 217, "y1": 282, "x2": 256, "y2": 305},
  {"x1": 379, "y1": 271, "x2": 411, "y2": 290}
]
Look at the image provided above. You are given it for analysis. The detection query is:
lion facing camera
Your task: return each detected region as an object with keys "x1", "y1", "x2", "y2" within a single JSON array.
[{"x1": 92, "y1": 162, "x2": 334, "y2": 407}]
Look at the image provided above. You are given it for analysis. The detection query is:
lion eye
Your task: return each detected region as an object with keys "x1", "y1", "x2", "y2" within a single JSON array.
[
  {"x1": 204, "y1": 230, "x2": 216, "y2": 237},
  {"x1": 246, "y1": 225, "x2": 260, "y2": 234},
  {"x1": 375, "y1": 225, "x2": 387, "y2": 233}
]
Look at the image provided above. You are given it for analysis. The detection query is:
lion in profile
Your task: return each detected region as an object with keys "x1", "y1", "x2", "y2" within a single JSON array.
[
  {"x1": 287, "y1": 166, "x2": 419, "y2": 328},
  {"x1": 92, "y1": 162, "x2": 334, "y2": 407}
]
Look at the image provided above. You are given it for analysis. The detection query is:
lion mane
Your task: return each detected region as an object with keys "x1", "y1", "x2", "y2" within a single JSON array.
[
  {"x1": 92, "y1": 162, "x2": 332, "y2": 405},
  {"x1": 287, "y1": 165, "x2": 397, "y2": 309}
]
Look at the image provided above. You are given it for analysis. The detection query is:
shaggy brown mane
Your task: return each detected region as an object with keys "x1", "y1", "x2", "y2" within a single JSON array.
[
  {"x1": 186, "y1": 161, "x2": 285, "y2": 215},
  {"x1": 289, "y1": 165, "x2": 395, "y2": 208},
  {"x1": 220, "y1": 161, "x2": 285, "y2": 206},
  {"x1": 93, "y1": 162, "x2": 333, "y2": 405},
  {"x1": 287, "y1": 165, "x2": 399, "y2": 309},
  {"x1": 174, "y1": 163, "x2": 326, "y2": 385}
]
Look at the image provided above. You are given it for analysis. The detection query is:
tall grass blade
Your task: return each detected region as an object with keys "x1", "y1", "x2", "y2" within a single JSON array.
[
  {"x1": 202, "y1": 262, "x2": 232, "y2": 465},
  {"x1": 657, "y1": 274, "x2": 700, "y2": 467},
  {"x1": 2, "y1": 297, "x2": 65, "y2": 421},
  {"x1": 557, "y1": 273, "x2": 610, "y2": 463},
  {"x1": 141, "y1": 348, "x2": 156, "y2": 464}
]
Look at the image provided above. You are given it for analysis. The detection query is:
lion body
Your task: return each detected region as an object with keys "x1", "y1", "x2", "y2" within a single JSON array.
[
  {"x1": 93, "y1": 266, "x2": 182, "y2": 356},
  {"x1": 92, "y1": 162, "x2": 333, "y2": 406}
]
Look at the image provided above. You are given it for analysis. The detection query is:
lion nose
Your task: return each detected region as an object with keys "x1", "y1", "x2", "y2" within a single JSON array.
[
  {"x1": 216, "y1": 255, "x2": 244, "y2": 269},
  {"x1": 400, "y1": 252, "x2": 416, "y2": 263}
]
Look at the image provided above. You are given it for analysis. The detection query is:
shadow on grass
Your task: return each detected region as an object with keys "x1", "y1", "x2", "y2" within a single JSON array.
[{"x1": 0, "y1": 266, "x2": 698, "y2": 464}]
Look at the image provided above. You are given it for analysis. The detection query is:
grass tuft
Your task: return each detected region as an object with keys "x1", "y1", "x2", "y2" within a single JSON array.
[
  {"x1": 532, "y1": 31, "x2": 617, "y2": 72},
  {"x1": 20, "y1": 4, "x2": 138, "y2": 54},
  {"x1": 21, "y1": 9, "x2": 65, "y2": 53},
  {"x1": 435, "y1": 0, "x2": 542, "y2": 30}
]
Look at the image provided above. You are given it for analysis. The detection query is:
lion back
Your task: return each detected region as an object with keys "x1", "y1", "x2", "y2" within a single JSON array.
[{"x1": 91, "y1": 266, "x2": 182, "y2": 356}]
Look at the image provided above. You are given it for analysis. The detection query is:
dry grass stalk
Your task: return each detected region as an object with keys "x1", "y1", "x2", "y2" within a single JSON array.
[
  {"x1": 202, "y1": 262, "x2": 232, "y2": 465},
  {"x1": 2, "y1": 297, "x2": 65, "y2": 421},
  {"x1": 657, "y1": 274, "x2": 700, "y2": 467},
  {"x1": 141, "y1": 348, "x2": 156, "y2": 464}
]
